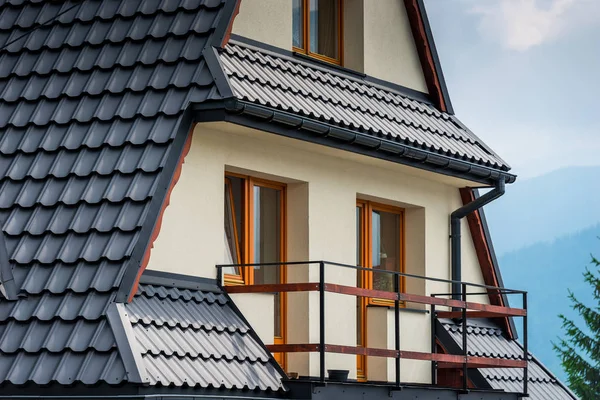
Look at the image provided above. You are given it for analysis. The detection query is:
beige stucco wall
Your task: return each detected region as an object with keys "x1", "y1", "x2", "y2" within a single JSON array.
[
  {"x1": 363, "y1": 0, "x2": 428, "y2": 92},
  {"x1": 231, "y1": 0, "x2": 428, "y2": 93},
  {"x1": 146, "y1": 121, "x2": 489, "y2": 382},
  {"x1": 232, "y1": 0, "x2": 292, "y2": 50},
  {"x1": 230, "y1": 293, "x2": 275, "y2": 344}
]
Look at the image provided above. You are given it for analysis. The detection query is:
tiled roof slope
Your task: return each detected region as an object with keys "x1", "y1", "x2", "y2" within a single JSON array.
[
  {"x1": 0, "y1": 0, "x2": 228, "y2": 386},
  {"x1": 123, "y1": 283, "x2": 285, "y2": 391},
  {"x1": 220, "y1": 41, "x2": 509, "y2": 172},
  {"x1": 439, "y1": 320, "x2": 577, "y2": 400}
]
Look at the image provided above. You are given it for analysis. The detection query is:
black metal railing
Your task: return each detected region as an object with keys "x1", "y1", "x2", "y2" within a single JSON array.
[{"x1": 216, "y1": 260, "x2": 528, "y2": 396}]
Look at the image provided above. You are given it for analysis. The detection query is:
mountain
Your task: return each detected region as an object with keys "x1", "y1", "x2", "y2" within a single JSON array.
[
  {"x1": 484, "y1": 166, "x2": 600, "y2": 255},
  {"x1": 483, "y1": 166, "x2": 600, "y2": 383},
  {"x1": 497, "y1": 225, "x2": 600, "y2": 382}
]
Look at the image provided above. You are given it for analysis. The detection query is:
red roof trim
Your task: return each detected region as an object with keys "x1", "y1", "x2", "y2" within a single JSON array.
[
  {"x1": 127, "y1": 129, "x2": 194, "y2": 302},
  {"x1": 403, "y1": 0, "x2": 447, "y2": 113},
  {"x1": 460, "y1": 188, "x2": 514, "y2": 338}
]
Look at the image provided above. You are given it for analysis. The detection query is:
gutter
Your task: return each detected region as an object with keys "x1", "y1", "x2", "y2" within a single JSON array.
[
  {"x1": 451, "y1": 177, "x2": 506, "y2": 301},
  {"x1": 195, "y1": 99, "x2": 517, "y2": 186}
]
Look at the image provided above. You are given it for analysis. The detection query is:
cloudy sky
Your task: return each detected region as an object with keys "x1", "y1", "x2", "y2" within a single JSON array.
[{"x1": 424, "y1": 0, "x2": 600, "y2": 179}]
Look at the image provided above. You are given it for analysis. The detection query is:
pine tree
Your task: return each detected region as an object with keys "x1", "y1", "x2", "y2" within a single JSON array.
[{"x1": 553, "y1": 254, "x2": 600, "y2": 399}]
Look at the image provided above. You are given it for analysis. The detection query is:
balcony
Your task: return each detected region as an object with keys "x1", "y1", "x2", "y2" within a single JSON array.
[{"x1": 217, "y1": 261, "x2": 528, "y2": 398}]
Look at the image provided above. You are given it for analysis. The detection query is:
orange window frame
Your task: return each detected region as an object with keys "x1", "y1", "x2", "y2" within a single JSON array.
[
  {"x1": 223, "y1": 173, "x2": 288, "y2": 369},
  {"x1": 293, "y1": 0, "x2": 344, "y2": 65},
  {"x1": 223, "y1": 177, "x2": 245, "y2": 285},
  {"x1": 356, "y1": 200, "x2": 406, "y2": 380}
]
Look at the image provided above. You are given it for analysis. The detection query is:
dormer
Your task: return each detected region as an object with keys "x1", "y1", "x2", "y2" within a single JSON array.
[{"x1": 232, "y1": 0, "x2": 451, "y2": 112}]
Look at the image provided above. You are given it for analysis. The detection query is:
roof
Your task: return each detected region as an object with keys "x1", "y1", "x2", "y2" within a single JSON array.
[
  {"x1": 0, "y1": 0, "x2": 263, "y2": 391},
  {"x1": 437, "y1": 319, "x2": 577, "y2": 400},
  {"x1": 219, "y1": 39, "x2": 511, "y2": 175},
  {"x1": 118, "y1": 279, "x2": 285, "y2": 391}
]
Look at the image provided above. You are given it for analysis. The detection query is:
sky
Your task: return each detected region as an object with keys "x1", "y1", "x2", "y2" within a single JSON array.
[{"x1": 423, "y1": 0, "x2": 600, "y2": 179}]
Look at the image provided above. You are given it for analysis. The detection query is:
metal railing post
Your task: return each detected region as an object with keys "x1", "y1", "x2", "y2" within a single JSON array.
[
  {"x1": 461, "y1": 283, "x2": 468, "y2": 392},
  {"x1": 319, "y1": 261, "x2": 325, "y2": 383},
  {"x1": 431, "y1": 298, "x2": 437, "y2": 386},
  {"x1": 523, "y1": 292, "x2": 528, "y2": 396},
  {"x1": 394, "y1": 273, "x2": 400, "y2": 388}
]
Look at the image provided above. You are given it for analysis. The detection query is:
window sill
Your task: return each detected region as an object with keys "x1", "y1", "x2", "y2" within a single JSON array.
[{"x1": 292, "y1": 51, "x2": 366, "y2": 79}]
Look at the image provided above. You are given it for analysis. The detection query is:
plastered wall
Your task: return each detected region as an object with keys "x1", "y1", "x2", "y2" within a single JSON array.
[
  {"x1": 232, "y1": 0, "x2": 292, "y2": 50},
  {"x1": 232, "y1": 0, "x2": 429, "y2": 93},
  {"x1": 146, "y1": 121, "x2": 489, "y2": 381}
]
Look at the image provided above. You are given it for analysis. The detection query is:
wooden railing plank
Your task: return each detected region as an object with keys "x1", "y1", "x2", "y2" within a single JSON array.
[{"x1": 267, "y1": 343, "x2": 526, "y2": 368}]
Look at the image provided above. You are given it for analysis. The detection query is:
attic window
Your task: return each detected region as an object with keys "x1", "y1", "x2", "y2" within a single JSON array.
[{"x1": 293, "y1": 0, "x2": 342, "y2": 64}]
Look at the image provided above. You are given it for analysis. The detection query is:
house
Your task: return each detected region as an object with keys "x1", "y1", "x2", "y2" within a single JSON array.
[{"x1": 0, "y1": 0, "x2": 576, "y2": 399}]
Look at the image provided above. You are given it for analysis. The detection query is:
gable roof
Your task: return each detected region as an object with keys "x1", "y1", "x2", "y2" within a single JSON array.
[
  {"x1": 217, "y1": 39, "x2": 515, "y2": 185},
  {"x1": 0, "y1": 0, "x2": 237, "y2": 389},
  {"x1": 437, "y1": 319, "x2": 577, "y2": 400}
]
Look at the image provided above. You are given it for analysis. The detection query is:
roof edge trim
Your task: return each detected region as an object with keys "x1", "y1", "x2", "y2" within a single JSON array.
[
  {"x1": 106, "y1": 302, "x2": 149, "y2": 384},
  {"x1": 197, "y1": 99, "x2": 516, "y2": 186},
  {"x1": 139, "y1": 270, "x2": 221, "y2": 293},
  {"x1": 0, "y1": 232, "x2": 17, "y2": 300},
  {"x1": 434, "y1": 319, "x2": 492, "y2": 390},
  {"x1": 404, "y1": 0, "x2": 453, "y2": 114},
  {"x1": 472, "y1": 188, "x2": 518, "y2": 339},
  {"x1": 116, "y1": 109, "x2": 195, "y2": 303},
  {"x1": 211, "y1": 0, "x2": 242, "y2": 48},
  {"x1": 204, "y1": 46, "x2": 234, "y2": 98},
  {"x1": 222, "y1": 290, "x2": 288, "y2": 390}
]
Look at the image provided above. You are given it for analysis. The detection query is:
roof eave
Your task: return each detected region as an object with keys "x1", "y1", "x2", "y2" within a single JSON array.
[{"x1": 194, "y1": 99, "x2": 515, "y2": 186}]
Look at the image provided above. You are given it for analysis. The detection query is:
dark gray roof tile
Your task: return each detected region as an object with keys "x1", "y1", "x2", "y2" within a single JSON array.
[
  {"x1": 0, "y1": 118, "x2": 178, "y2": 155},
  {"x1": 1, "y1": 201, "x2": 148, "y2": 235},
  {"x1": 142, "y1": 353, "x2": 282, "y2": 390},
  {"x1": 133, "y1": 323, "x2": 269, "y2": 362},
  {"x1": 0, "y1": 291, "x2": 115, "y2": 321},
  {"x1": 0, "y1": 172, "x2": 159, "y2": 208},
  {"x1": 138, "y1": 283, "x2": 228, "y2": 304},
  {"x1": 0, "y1": 318, "x2": 115, "y2": 353},
  {"x1": 0, "y1": 350, "x2": 126, "y2": 385},
  {"x1": 126, "y1": 293, "x2": 249, "y2": 333},
  {"x1": 6, "y1": 230, "x2": 139, "y2": 264},
  {"x1": 222, "y1": 42, "x2": 509, "y2": 171},
  {"x1": 13, "y1": 261, "x2": 123, "y2": 294}
]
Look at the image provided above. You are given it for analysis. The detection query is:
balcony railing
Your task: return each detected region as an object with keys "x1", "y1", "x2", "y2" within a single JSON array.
[{"x1": 216, "y1": 261, "x2": 528, "y2": 396}]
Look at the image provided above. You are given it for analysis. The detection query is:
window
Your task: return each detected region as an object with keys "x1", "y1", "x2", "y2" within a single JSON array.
[
  {"x1": 293, "y1": 0, "x2": 342, "y2": 64},
  {"x1": 356, "y1": 200, "x2": 405, "y2": 380},
  {"x1": 223, "y1": 173, "x2": 287, "y2": 367}
]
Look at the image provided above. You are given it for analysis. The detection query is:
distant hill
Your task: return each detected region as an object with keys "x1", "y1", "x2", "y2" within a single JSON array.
[
  {"x1": 497, "y1": 224, "x2": 600, "y2": 382},
  {"x1": 484, "y1": 166, "x2": 600, "y2": 255}
]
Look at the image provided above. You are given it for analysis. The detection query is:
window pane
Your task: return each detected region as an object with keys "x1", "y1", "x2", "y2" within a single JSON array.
[
  {"x1": 371, "y1": 210, "x2": 401, "y2": 292},
  {"x1": 293, "y1": 0, "x2": 304, "y2": 48},
  {"x1": 252, "y1": 186, "x2": 282, "y2": 337},
  {"x1": 309, "y1": 0, "x2": 339, "y2": 59}
]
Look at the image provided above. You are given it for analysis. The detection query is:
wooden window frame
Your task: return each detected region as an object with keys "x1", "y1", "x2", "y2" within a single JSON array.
[
  {"x1": 293, "y1": 0, "x2": 344, "y2": 65},
  {"x1": 356, "y1": 200, "x2": 406, "y2": 380},
  {"x1": 223, "y1": 177, "x2": 245, "y2": 285},
  {"x1": 224, "y1": 172, "x2": 287, "y2": 369}
]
